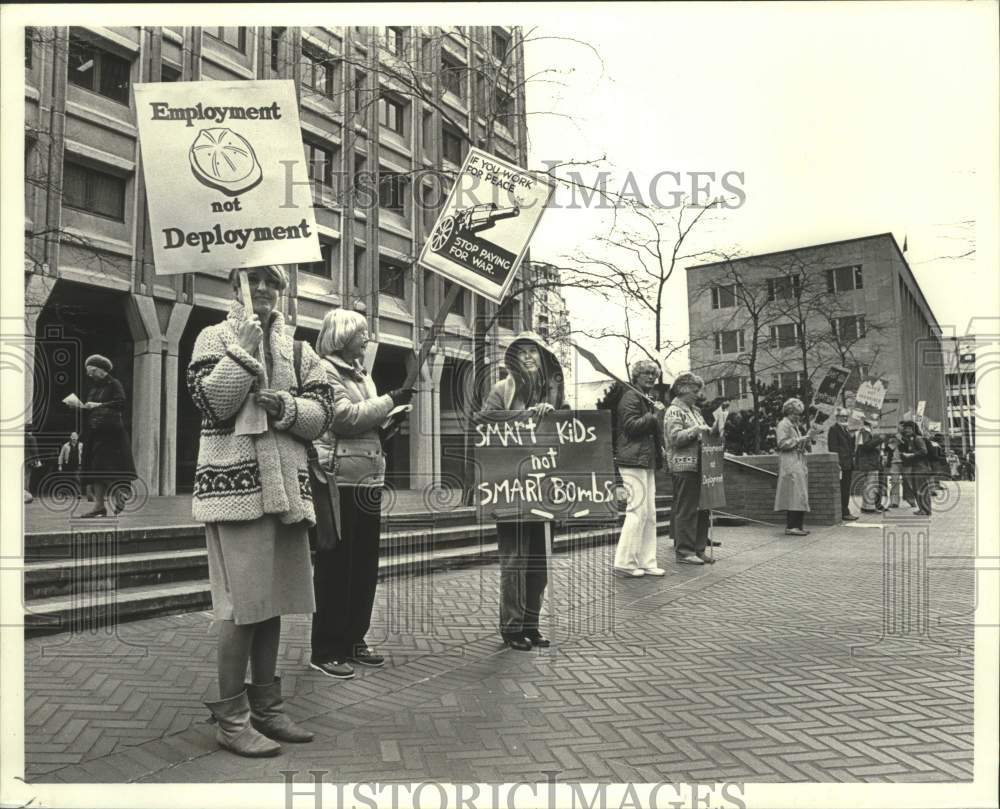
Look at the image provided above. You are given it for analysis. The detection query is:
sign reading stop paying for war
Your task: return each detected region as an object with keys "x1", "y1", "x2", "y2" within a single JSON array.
[
  {"x1": 474, "y1": 410, "x2": 617, "y2": 523},
  {"x1": 133, "y1": 80, "x2": 320, "y2": 275},
  {"x1": 419, "y1": 147, "x2": 555, "y2": 303}
]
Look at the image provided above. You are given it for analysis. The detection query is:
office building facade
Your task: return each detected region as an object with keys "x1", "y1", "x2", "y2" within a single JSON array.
[
  {"x1": 24, "y1": 25, "x2": 533, "y2": 493},
  {"x1": 685, "y1": 233, "x2": 947, "y2": 431}
]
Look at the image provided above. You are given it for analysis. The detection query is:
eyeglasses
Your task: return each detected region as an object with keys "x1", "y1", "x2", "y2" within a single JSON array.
[{"x1": 246, "y1": 274, "x2": 282, "y2": 290}]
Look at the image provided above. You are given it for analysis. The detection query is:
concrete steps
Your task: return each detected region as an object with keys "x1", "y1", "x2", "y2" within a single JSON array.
[{"x1": 23, "y1": 496, "x2": 671, "y2": 636}]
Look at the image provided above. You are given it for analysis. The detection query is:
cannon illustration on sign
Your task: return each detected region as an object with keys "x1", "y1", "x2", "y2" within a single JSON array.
[{"x1": 430, "y1": 202, "x2": 521, "y2": 252}]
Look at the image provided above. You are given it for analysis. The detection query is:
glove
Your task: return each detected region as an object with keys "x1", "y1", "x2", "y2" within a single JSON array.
[{"x1": 389, "y1": 387, "x2": 415, "y2": 407}]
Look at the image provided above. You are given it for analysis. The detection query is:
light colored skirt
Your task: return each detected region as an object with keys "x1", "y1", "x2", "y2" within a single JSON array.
[{"x1": 205, "y1": 515, "x2": 315, "y2": 625}]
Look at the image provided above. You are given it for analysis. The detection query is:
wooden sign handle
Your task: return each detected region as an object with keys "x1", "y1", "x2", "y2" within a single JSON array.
[{"x1": 239, "y1": 269, "x2": 268, "y2": 387}]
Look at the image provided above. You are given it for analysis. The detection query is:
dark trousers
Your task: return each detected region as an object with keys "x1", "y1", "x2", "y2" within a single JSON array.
[
  {"x1": 496, "y1": 521, "x2": 548, "y2": 638},
  {"x1": 786, "y1": 510, "x2": 805, "y2": 530},
  {"x1": 904, "y1": 473, "x2": 933, "y2": 515},
  {"x1": 311, "y1": 486, "x2": 382, "y2": 661},
  {"x1": 671, "y1": 472, "x2": 710, "y2": 556},
  {"x1": 839, "y1": 469, "x2": 853, "y2": 517}
]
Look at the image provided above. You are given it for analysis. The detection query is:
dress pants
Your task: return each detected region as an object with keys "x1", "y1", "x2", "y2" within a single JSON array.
[
  {"x1": 614, "y1": 466, "x2": 658, "y2": 571},
  {"x1": 838, "y1": 468, "x2": 853, "y2": 517},
  {"x1": 497, "y1": 521, "x2": 548, "y2": 638},
  {"x1": 671, "y1": 472, "x2": 709, "y2": 556},
  {"x1": 311, "y1": 486, "x2": 382, "y2": 661}
]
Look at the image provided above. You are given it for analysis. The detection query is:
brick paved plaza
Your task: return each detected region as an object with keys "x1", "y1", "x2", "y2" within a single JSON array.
[{"x1": 23, "y1": 483, "x2": 977, "y2": 784}]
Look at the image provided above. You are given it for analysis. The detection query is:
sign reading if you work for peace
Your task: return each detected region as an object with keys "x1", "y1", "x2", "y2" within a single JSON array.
[
  {"x1": 474, "y1": 410, "x2": 617, "y2": 523},
  {"x1": 419, "y1": 147, "x2": 555, "y2": 303},
  {"x1": 133, "y1": 80, "x2": 321, "y2": 275}
]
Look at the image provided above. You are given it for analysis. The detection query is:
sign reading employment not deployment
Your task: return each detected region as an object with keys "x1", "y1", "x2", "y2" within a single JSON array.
[
  {"x1": 419, "y1": 147, "x2": 555, "y2": 303},
  {"x1": 133, "y1": 80, "x2": 320, "y2": 275}
]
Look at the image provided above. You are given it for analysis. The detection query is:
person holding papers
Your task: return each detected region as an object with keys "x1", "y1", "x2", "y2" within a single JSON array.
[
  {"x1": 774, "y1": 398, "x2": 822, "y2": 536},
  {"x1": 481, "y1": 332, "x2": 567, "y2": 651},
  {"x1": 187, "y1": 265, "x2": 333, "y2": 757},
  {"x1": 67, "y1": 355, "x2": 137, "y2": 517},
  {"x1": 309, "y1": 308, "x2": 414, "y2": 679}
]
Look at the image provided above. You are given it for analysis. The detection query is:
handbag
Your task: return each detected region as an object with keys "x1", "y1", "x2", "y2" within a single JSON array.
[{"x1": 293, "y1": 341, "x2": 340, "y2": 551}]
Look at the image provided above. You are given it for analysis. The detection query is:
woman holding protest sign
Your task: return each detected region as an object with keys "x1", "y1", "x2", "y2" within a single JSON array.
[
  {"x1": 612, "y1": 360, "x2": 667, "y2": 578},
  {"x1": 187, "y1": 265, "x2": 333, "y2": 757},
  {"x1": 481, "y1": 332, "x2": 567, "y2": 650},
  {"x1": 309, "y1": 308, "x2": 414, "y2": 679},
  {"x1": 664, "y1": 372, "x2": 720, "y2": 565},
  {"x1": 774, "y1": 397, "x2": 822, "y2": 536}
]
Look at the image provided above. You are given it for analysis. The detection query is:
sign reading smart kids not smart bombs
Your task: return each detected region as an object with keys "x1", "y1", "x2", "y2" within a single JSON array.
[
  {"x1": 133, "y1": 80, "x2": 321, "y2": 275},
  {"x1": 474, "y1": 410, "x2": 617, "y2": 523}
]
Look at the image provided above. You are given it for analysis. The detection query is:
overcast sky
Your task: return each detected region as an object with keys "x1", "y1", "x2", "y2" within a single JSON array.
[{"x1": 522, "y1": 2, "x2": 999, "y2": 382}]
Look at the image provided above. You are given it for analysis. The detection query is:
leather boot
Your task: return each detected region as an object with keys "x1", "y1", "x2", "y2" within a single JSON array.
[
  {"x1": 247, "y1": 677, "x2": 314, "y2": 743},
  {"x1": 204, "y1": 691, "x2": 282, "y2": 757}
]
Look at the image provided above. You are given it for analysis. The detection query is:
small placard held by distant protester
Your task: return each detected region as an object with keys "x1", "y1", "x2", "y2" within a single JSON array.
[
  {"x1": 848, "y1": 377, "x2": 888, "y2": 430},
  {"x1": 810, "y1": 365, "x2": 851, "y2": 424},
  {"x1": 474, "y1": 410, "x2": 616, "y2": 523},
  {"x1": 419, "y1": 147, "x2": 555, "y2": 303},
  {"x1": 700, "y1": 436, "x2": 727, "y2": 510},
  {"x1": 133, "y1": 80, "x2": 321, "y2": 275}
]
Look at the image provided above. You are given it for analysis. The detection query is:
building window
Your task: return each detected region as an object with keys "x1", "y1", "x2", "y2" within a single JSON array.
[
  {"x1": 444, "y1": 281, "x2": 466, "y2": 316},
  {"x1": 713, "y1": 329, "x2": 745, "y2": 356},
  {"x1": 772, "y1": 370, "x2": 806, "y2": 390},
  {"x1": 385, "y1": 27, "x2": 405, "y2": 56},
  {"x1": 62, "y1": 160, "x2": 126, "y2": 221},
  {"x1": 25, "y1": 27, "x2": 33, "y2": 69},
  {"x1": 67, "y1": 31, "x2": 131, "y2": 104},
  {"x1": 207, "y1": 27, "x2": 247, "y2": 53},
  {"x1": 301, "y1": 47, "x2": 335, "y2": 98},
  {"x1": 353, "y1": 245, "x2": 366, "y2": 289},
  {"x1": 491, "y1": 27, "x2": 511, "y2": 60},
  {"x1": 537, "y1": 312, "x2": 549, "y2": 337},
  {"x1": 497, "y1": 297, "x2": 520, "y2": 330},
  {"x1": 379, "y1": 258, "x2": 407, "y2": 298},
  {"x1": 767, "y1": 274, "x2": 801, "y2": 302},
  {"x1": 378, "y1": 171, "x2": 406, "y2": 213},
  {"x1": 304, "y1": 141, "x2": 336, "y2": 187},
  {"x1": 378, "y1": 95, "x2": 406, "y2": 135},
  {"x1": 833, "y1": 314, "x2": 866, "y2": 341},
  {"x1": 161, "y1": 63, "x2": 181, "y2": 82},
  {"x1": 769, "y1": 322, "x2": 801, "y2": 348},
  {"x1": 716, "y1": 376, "x2": 748, "y2": 399},
  {"x1": 441, "y1": 52, "x2": 465, "y2": 98},
  {"x1": 270, "y1": 27, "x2": 285, "y2": 72},
  {"x1": 299, "y1": 240, "x2": 335, "y2": 278},
  {"x1": 710, "y1": 284, "x2": 736, "y2": 309},
  {"x1": 495, "y1": 88, "x2": 514, "y2": 125},
  {"x1": 442, "y1": 126, "x2": 464, "y2": 164},
  {"x1": 826, "y1": 264, "x2": 863, "y2": 293}
]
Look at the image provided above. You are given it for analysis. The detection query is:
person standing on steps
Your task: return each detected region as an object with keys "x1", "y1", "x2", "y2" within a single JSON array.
[
  {"x1": 309, "y1": 308, "x2": 414, "y2": 679},
  {"x1": 481, "y1": 332, "x2": 567, "y2": 651},
  {"x1": 611, "y1": 360, "x2": 667, "y2": 578},
  {"x1": 774, "y1": 397, "x2": 822, "y2": 536},
  {"x1": 188, "y1": 265, "x2": 334, "y2": 758}
]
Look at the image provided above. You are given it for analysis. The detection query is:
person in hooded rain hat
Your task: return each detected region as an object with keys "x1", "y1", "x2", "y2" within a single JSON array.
[{"x1": 480, "y1": 331, "x2": 567, "y2": 651}]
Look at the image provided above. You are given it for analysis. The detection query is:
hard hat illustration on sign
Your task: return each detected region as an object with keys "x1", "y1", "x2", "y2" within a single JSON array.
[{"x1": 188, "y1": 128, "x2": 263, "y2": 196}]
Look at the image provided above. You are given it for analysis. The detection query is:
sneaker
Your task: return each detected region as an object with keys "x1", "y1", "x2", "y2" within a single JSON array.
[
  {"x1": 349, "y1": 647, "x2": 385, "y2": 667},
  {"x1": 309, "y1": 659, "x2": 355, "y2": 679},
  {"x1": 695, "y1": 552, "x2": 716, "y2": 565},
  {"x1": 842, "y1": 515, "x2": 859, "y2": 522},
  {"x1": 524, "y1": 630, "x2": 551, "y2": 648},
  {"x1": 675, "y1": 554, "x2": 704, "y2": 565},
  {"x1": 613, "y1": 567, "x2": 645, "y2": 578},
  {"x1": 784, "y1": 528, "x2": 809, "y2": 536},
  {"x1": 643, "y1": 567, "x2": 667, "y2": 577}
]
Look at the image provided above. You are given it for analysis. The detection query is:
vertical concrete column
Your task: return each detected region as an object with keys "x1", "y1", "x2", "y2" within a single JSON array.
[
  {"x1": 410, "y1": 351, "x2": 445, "y2": 489},
  {"x1": 125, "y1": 295, "x2": 164, "y2": 495},
  {"x1": 161, "y1": 303, "x2": 192, "y2": 494},
  {"x1": 23, "y1": 275, "x2": 58, "y2": 428}
]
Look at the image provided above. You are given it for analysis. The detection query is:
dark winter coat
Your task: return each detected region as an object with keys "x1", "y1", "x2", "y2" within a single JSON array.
[
  {"x1": 826, "y1": 423, "x2": 855, "y2": 471},
  {"x1": 854, "y1": 428, "x2": 883, "y2": 472},
  {"x1": 614, "y1": 388, "x2": 665, "y2": 469}
]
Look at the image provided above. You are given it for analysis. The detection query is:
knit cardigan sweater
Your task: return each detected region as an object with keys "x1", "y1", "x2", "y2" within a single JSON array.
[{"x1": 187, "y1": 301, "x2": 333, "y2": 526}]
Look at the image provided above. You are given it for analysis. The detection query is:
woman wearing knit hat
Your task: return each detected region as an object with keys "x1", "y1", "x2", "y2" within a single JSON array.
[
  {"x1": 69, "y1": 354, "x2": 137, "y2": 518},
  {"x1": 186, "y1": 265, "x2": 334, "y2": 757}
]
